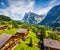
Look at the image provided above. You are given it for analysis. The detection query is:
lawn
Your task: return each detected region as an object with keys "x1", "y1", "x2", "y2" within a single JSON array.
[
  {"x1": 0, "y1": 28, "x2": 18, "y2": 35},
  {"x1": 14, "y1": 40, "x2": 39, "y2": 50},
  {"x1": 0, "y1": 28, "x2": 40, "y2": 50},
  {"x1": 14, "y1": 31, "x2": 40, "y2": 50}
]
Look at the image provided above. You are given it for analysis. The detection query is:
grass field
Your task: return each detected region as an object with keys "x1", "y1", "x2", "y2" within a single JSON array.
[
  {"x1": 0, "y1": 28, "x2": 17, "y2": 35},
  {"x1": 14, "y1": 31, "x2": 40, "y2": 50},
  {"x1": 0, "y1": 28, "x2": 40, "y2": 50}
]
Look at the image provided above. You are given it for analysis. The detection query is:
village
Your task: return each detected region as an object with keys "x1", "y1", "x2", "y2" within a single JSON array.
[
  {"x1": 0, "y1": 25, "x2": 29, "y2": 50},
  {"x1": 0, "y1": 25, "x2": 60, "y2": 50},
  {"x1": 0, "y1": 0, "x2": 60, "y2": 50}
]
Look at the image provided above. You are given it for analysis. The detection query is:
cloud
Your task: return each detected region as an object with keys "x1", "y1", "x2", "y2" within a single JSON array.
[
  {"x1": 49, "y1": 0, "x2": 57, "y2": 5},
  {"x1": 0, "y1": 0, "x2": 35, "y2": 20},
  {"x1": 0, "y1": 0, "x2": 60, "y2": 20},
  {"x1": 35, "y1": 0, "x2": 58, "y2": 15},
  {"x1": 0, "y1": 8, "x2": 10, "y2": 16},
  {"x1": 36, "y1": 6, "x2": 52, "y2": 15},
  {"x1": 8, "y1": 0, "x2": 34, "y2": 17}
]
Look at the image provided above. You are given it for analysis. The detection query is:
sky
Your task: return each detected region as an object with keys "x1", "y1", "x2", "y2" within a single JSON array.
[{"x1": 0, "y1": 0, "x2": 60, "y2": 20}]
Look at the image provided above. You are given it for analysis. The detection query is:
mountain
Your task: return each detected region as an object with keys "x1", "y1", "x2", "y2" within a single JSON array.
[
  {"x1": 0, "y1": 15, "x2": 11, "y2": 21},
  {"x1": 39, "y1": 5, "x2": 60, "y2": 27},
  {"x1": 23, "y1": 12, "x2": 45, "y2": 24}
]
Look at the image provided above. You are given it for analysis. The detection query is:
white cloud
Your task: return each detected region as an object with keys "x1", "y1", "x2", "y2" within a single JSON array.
[
  {"x1": 0, "y1": 0, "x2": 35, "y2": 20},
  {"x1": 36, "y1": 6, "x2": 52, "y2": 15},
  {"x1": 0, "y1": 8, "x2": 10, "y2": 16},
  {"x1": 8, "y1": 0, "x2": 34, "y2": 17},
  {"x1": 35, "y1": 0, "x2": 58, "y2": 15},
  {"x1": 0, "y1": 0, "x2": 60, "y2": 20},
  {"x1": 49, "y1": 0, "x2": 57, "y2": 5}
]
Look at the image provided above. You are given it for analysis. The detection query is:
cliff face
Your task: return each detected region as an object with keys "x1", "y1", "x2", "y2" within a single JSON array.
[
  {"x1": 40, "y1": 5, "x2": 60, "y2": 26},
  {"x1": 23, "y1": 12, "x2": 45, "y2": 24}
]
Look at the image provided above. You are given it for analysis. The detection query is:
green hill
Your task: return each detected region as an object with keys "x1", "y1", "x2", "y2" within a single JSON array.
[{"x1": 0, "y1": 15, "x2": 11, "y2": 21}]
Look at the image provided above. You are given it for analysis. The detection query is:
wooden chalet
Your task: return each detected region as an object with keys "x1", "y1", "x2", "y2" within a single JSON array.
[
  {"x1": 43, "y1": 39, "x2": 60, "y2": 50},
  {"x1": 0, "y1": 34, "x2": 20, "y2": 50},
  {"x1": 0, "y1": 25, "x2": 8, "y2": 30},
  {"x1": 16, "y1": 29, "x2": 29, "y2": 38}
]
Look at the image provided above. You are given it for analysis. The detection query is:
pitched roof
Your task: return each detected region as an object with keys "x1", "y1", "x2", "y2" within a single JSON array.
[
  {"x1": 17, "y1": 29, "x2": 28, "y2": 33},
  {"x1": 43, "y1": 39, "x2": 60, "y2": 49},
  {"x1": 0, "y1": 33, "x2": 12, "y2": 48}
]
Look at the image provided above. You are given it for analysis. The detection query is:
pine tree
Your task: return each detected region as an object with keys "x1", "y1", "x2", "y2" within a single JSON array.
[{"x1": 29, "y1": 37, "x2": 33, "y2": 47}]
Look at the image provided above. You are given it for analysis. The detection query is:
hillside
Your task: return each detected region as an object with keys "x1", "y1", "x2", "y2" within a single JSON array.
[
  {"x1": 39, "y1": 5, "x2": 60, "y2": 26},
  {"x1": 0, "y1": 15, "x2": 11, "y2": 21}
]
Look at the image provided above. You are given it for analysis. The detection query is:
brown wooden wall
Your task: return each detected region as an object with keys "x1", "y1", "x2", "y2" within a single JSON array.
[{"x1": 16, "y1": 31, "x2": 29, "y2": 38}]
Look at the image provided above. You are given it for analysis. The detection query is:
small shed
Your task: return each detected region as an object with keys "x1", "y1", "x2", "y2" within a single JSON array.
[
  {"x1": 43, "y1": 39, "x2": 60, "y2": 50},
  {"x1": 16, "y1": 29, "x2": 29, "y2": 38}
]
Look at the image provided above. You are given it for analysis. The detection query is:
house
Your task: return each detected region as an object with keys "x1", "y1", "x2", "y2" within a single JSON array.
[
  {"x1": 43, "y1": 39, "x2": 60, "y2": 50},
  {"x1": 0, "y1": 25, "x2": 8, "y2": 30},
  {"x1": 0, "y1": 33, "x2": 20, "y2": 50},
  {"x1": 16, "y1": 29, "x2": 29, "y2": 38}
]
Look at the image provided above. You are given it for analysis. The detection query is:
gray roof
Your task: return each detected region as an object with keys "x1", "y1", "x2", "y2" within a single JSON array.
[
  {"x1": 17, "y1": 29, "x2": 28, "y2": 33},
  {"x1": 0, "y1": 33, "x2": 12, "y2": 48},
  {"x1": 43, "y1": 39, "x2": 60, "y2": 49}
]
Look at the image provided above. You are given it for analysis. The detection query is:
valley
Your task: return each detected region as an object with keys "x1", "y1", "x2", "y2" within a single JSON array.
[{"x1": 0, "y1": 1, "x2": 60, "y2": 50}]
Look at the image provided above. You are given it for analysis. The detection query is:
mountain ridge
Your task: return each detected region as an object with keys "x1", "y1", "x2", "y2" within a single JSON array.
[
  {"x1": 23, "y1": 12, "x2": 45, "y2": 24},
  {"x1": 0, "y1": 15, "x2": 11, "y2": 21},
  {"x1": 39, "y1": 4, "x2": 60, "y2": 27}
]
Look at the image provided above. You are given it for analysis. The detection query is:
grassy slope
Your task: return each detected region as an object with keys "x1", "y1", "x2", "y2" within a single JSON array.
[
  {"x1": 0, "y1": 28, "x2": 17, "y2": 35},
  {"x1": 14, "y1": 31, "x2": 40, "y2": 50},
  {"x1": 0, "y1": 29, "x2": 40, "y2": 50}
]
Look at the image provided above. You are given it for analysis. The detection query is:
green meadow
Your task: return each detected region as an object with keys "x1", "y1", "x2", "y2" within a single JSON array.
[
  {"x1": 0, "y1": 20, "x2": 60, "y2": 50},
  {"x1": 0, "y1": 28, "x2": 40, "y2": 50}
]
